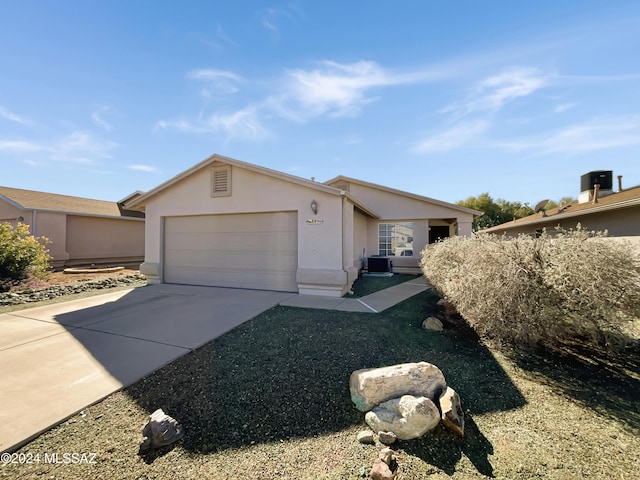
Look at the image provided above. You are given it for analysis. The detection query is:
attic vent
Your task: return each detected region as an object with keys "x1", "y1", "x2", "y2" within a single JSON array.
[{"x1": 211, "y1": 165, "x2": 232, "y2": 197}]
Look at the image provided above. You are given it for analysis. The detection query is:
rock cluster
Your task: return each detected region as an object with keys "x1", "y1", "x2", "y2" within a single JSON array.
[
  {"x1": 351, "y1": 362, "x2": 465, "y2": 478},
  {"x1": 0, "y1": 274, "x2": 146, "y2": 306}
]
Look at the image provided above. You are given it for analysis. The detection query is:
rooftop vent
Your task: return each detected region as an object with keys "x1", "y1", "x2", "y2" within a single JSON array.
[{"x1": 578, "y1": 170, "x2": 613, "y2": 204}]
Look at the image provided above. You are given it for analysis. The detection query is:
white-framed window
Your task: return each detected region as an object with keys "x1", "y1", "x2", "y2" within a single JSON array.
[{"x1": 378, "y1": 222, "x2": 414, "y2": 256}]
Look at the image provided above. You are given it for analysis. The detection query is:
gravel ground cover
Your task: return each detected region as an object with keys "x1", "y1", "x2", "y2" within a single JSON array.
[{"x1": 2, "y1": 286, "x2": 638, "y2": 479}]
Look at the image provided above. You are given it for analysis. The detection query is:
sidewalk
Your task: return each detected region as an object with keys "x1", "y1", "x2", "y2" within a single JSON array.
[{"x1": 279, "y1": 276, "x2": 429, "y2": 312}]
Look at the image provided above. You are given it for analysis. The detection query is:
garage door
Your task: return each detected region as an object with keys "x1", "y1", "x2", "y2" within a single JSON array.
[{"x1": 164, "y1": 212, "x2": 298, "y2": 292}]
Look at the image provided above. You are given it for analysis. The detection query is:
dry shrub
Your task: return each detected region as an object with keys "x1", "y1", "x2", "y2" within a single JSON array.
[{"x1": 420, "y1": 227, "x2": 640, "y2": 350}]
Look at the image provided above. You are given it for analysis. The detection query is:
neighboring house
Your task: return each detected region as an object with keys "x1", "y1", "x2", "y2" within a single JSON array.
[
  {"x1": 125, "y1": 154, "x2": 481, "y2": 297},
  {"x1": 0, "y1": 186, "x2": 145, "y2": 269},
  {"x1": 482, "y1": 171, "x2": 640, "y2": 248}
]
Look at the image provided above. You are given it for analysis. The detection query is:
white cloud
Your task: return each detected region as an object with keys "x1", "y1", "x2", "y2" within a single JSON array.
[
  {"x1": 553, "y1": 103, "x2": 576, "y2": 113},
  {"x1": 0, "y1": 140, "x2": 46, "y2": 153},
  {"x1": 498, "y1": 116, "x2": 640, "y2": 155},
  {"x1": 186, "y1": 69, "x2": 243, "y2": 97},
  {"x1": 0, "y1": 106, "x2": 29, "y2": 125},
  {"x1": 441, "y1": 67, "x2": 548, "y2": 120},
  {"x1": 128, "y1": 164, "x2": 158, "y2": 173},
  {"x1": 411, "y1": 120, "x2": 490, "y2": 154},
  {"x1": 156, "y1": 106, "x2": 270, "y2": 142},
  {"x1": 271, "y1": 60, "x2": 431, "y2": 121},
  {"x1": 0, "y1": 131, "x2": 117, "y2": 165},
  {"x1": 91, "y1": 106, "x2": 112, "y2": 130}
]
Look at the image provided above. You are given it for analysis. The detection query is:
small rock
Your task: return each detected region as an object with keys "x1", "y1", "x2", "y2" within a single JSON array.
[
  {"x1": 378, "y1": 447, "x2": 395, "y2": 465},
  {"x1": 421, "y1": 317, "x2": 443, "y2": 331},
  {"x1": 439, "y1": 387, "x2": 465, "y2": 436},
  {"x1": 357, "y1": 430, "x2": 375, "y2": 444},
  {"x1": 436, "y1": 298, "x2": 446, "y2": 306},
  {"x1": 370, "y1": 458, "x2": 394, "y2": 480},
  {"x1": 378, "y1": 431, "x2": 397, "y2": 445},
  {"x1": 140, "y1": 409, "x2": 185, "y2": 452}
]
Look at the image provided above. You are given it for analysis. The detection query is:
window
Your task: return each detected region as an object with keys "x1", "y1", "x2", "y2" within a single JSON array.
[
  {"x1": 378, "y1": 222, "x2": 414, "y2": 256},
  {"x1": 211, "y1": 165, "x2": 232, "y2": 197}
]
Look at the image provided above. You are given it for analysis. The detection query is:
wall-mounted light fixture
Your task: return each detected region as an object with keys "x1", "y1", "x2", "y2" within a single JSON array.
[
  {"x1": 17, "y1": 216, "x2": 24, "y2": 222},
  {"x1": 310, "y1": 199, "x2": 318, "y2": 215}
]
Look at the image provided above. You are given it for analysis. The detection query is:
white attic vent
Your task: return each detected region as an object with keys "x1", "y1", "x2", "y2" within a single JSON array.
[{"x1": 211, "y1": 165, "x2": 232, "y2": 197}]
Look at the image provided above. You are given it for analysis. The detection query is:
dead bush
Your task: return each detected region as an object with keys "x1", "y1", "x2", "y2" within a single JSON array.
[{"x1": 420, "y1": 228, "x2": 640, "y2": 351}]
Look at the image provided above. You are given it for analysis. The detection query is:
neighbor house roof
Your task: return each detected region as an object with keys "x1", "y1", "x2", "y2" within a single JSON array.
[
  {"x1": 483, "y1": 185, "x2": 640, "y2": 233},
  {"x1": 124, "y1": 153, "x2": 381, "y2": 218},
  {"x1": 324, "y1": 175, "x2": 484, "y2": 217},
  {"x1": 0, "y1": 186, "x2": 142, "y2": 218}
]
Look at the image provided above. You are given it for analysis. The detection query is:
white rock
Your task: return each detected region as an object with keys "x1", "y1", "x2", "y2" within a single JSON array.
[
  {"x1": 356, "y1": 430, "x2": 375, "y2": 444},
  {"x1": 422, "y1": 317, "x2": 443, "y2": 331},
  {"x1": 350, "y1": 362, "x2": 447, "y2": 412},
  {"x1": 365, "y1": 395, "x2": 441, "y2": 440},
  {"x1": 140, "y1": 409, "x2": 185, "y2": 452},
  {"x1": 439, "y1": 386, "x2": 465, "y2": 436}
]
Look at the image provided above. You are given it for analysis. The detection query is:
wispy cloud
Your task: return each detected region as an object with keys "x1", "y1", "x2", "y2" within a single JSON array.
[
  {"x1": 259, "y1": 7, "x2": 299, "y2": 35},
  {"x1": 0, "y1": 105, "x2": 29, "y2": 125},
  {"x1": 271, "y1": 60, "x2": 432, "y2": 121},
  {"x1": 0, "y1": 140, "x2": 46, "y2": 153},
  {"x1": 156, "y1": 105, "x2": 270, "y2": 142},
  {"x1": 498, "y1": 115, "x2": 640, "y2": 155},
  {"x1": 127, "y1": 164, "x2": 158, "y2": 173},
  {"x1": 91, "y1": 106, "x2": 112, "y2": 130},
  {"x1": 186, "y1": 69, "x2": 243, "y2": 97},
  {"x1": 441, "y1": 67, "x2": 548, "y2": 121},
  {"x1": 411, "y1": 120, "x2": 490, "y2": 154},
  {"x1": 553, "y1": 102, "x2": 576, "y2": 113},
  {"x1": 0, "y1": 131, "x2": 117, "y2": 164}
]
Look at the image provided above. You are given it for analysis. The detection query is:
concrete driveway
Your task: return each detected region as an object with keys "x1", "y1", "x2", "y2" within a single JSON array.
[{"x1": 0, "y1": 284, "x2": 294, "y2": 453}]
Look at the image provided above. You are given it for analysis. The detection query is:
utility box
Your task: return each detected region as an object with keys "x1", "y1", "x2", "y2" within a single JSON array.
[{"x1": 367, "y1": 256, "x2": 391, "y2": 273}]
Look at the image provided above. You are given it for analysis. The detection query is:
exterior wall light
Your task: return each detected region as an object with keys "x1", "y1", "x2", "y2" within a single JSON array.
[
  {"x1": 18, "y1": 216, "x2": 24, "y2": 222},
  {"x1": 310, "y1": 199, "x2": 318, "y2": 215}
]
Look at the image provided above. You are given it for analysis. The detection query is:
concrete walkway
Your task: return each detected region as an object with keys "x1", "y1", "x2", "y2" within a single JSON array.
[
  {"x1": 280, "y1": 276, "x2": 429, "y2": 312},
  {"x1": 0, "y1": 276, "x2": 429, "y2": 453}
]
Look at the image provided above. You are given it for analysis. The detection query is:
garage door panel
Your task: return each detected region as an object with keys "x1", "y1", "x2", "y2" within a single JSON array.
[{"x1": 164, "y1": 213, "x2": 298, "y2": 292}]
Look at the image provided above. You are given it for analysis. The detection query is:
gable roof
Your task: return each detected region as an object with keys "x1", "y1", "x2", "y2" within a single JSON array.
[
  {"x1": 483, "y1": 184, "x2": 640, "y2": 233},
  {"x1": 124, "y1": 153, "x2": 380, "y2": 217},
  {"x1": 0, "y1": 186, "x2": 142, "y2": 218},
  {"x1": 324, "y1": 175, "x2": 484, "y2": 217}
]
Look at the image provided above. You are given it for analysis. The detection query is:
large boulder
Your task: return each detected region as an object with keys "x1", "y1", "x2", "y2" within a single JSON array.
[
  {"x1": 439, "y1": 386, "x2": 465, "y2": 436},
  {"x1": 365, "y1": 395, "x2": 441, "y2": 440},
  {"x1": 350, "y1": 362, "x2": 447, "y2": 412}
]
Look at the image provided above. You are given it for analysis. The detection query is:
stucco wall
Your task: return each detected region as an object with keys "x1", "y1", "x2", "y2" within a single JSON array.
[
  {"x1": 353, "y1": 209, "x2": 368, "y2": 269},
  {"x1": 66, "y1": 215, "x2": 144, "y2": 262},
  {"x1": 141, "y1": 163, "x2": 350, "y2": 295},
  {"x1": 0, "y1": 202, "x2": 25, "y2": 226}
]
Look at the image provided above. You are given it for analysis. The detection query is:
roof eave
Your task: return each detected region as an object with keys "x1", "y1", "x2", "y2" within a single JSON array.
[
  {"x1": 483, "y1": 197, "x2": 640, "y2": 233},
  {"x1": 325, "y1": 175, "x2": 483, "y2": 217},
  {"x1": 127, "y1": 154, "x2": 343, "y2": 208}
]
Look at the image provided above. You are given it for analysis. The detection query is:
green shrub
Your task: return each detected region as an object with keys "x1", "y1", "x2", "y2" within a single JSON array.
[
  {"x1": 420, "y1": 227, "x2": 640, "y2": 350},
  {"x1": 0, "y1": 222, "x2": 51, "y2": 281}
]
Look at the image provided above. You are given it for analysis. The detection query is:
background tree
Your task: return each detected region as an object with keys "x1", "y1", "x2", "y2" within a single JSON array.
[{"x1": 457, "y1": 193, "x2": 534, "y2": 231}]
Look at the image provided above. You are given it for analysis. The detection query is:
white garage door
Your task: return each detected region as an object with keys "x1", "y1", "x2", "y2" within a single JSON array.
[{"x1": 164, "y1": 212, "x2": 298, "y2": 292}]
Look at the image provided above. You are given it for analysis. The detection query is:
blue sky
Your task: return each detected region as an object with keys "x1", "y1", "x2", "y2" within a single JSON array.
[{"x1": 2, "y1": 1, "x2": 640, "y2": 206}]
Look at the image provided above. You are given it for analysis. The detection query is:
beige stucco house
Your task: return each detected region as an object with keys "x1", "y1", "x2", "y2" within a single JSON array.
[
  {"x1": 0, "y1": 186, "x2": 145, "y2": 269},
  {"x1": 482, "y1": 171, "x2": 640, "y2": 250},
  {"x1": 125, "y1": 154, "x2": 480, "y2": 297}
]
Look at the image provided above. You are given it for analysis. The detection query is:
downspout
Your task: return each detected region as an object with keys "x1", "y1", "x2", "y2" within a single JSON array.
[{"x1": 31, "y1": 210, "x2": 37, "y2": 235}]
